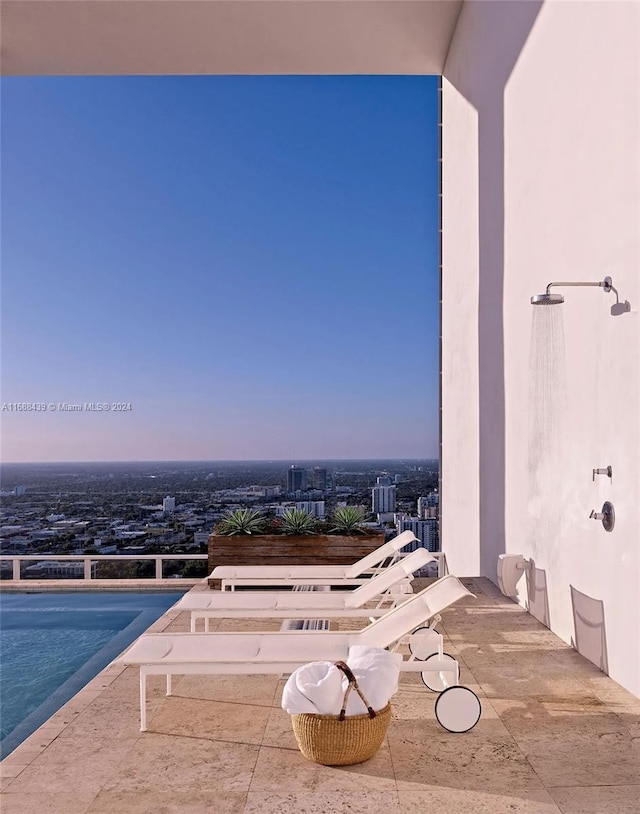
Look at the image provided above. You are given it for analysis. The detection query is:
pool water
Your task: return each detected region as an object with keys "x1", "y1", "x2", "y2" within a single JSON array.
[{"x1": 0, "y1": 592, "x2": 183, "y2": 759}]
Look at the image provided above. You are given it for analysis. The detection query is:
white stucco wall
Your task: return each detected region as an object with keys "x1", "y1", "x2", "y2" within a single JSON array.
[
  {"x1": 443, "y1": 0, "x2": 640, "y2": 696},
  {"x1": 440, "y1": 83, "x2": 481, "y2": 577}
]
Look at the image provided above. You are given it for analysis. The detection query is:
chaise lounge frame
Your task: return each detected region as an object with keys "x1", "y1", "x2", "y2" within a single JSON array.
[
  {"x1": 117, "y1": 574, "x2": 481, "y2": 733},
  {"x1": 179, "y1": 548, "x2": 436, "y2": 631}
]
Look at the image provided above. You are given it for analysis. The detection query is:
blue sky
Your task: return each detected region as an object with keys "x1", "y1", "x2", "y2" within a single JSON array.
[{"x1": 1, "y1": 76, "x2": 439, "y2": 462}]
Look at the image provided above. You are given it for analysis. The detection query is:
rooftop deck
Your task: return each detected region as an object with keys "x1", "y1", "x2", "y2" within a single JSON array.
[{"x1": 1, "y1": 577, "x2": 639, "y2": 813}]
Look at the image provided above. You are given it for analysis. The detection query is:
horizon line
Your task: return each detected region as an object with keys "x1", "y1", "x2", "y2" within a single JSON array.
[{"x1": 1, "y1": 457, "x2": 439, "y2": 466}]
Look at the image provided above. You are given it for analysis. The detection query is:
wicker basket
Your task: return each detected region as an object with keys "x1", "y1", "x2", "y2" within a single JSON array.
[{"x1": 291, "y1": 661, "x2": 392, "y2": 766}]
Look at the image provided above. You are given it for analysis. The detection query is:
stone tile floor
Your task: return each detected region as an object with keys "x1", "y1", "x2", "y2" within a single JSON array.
[{"x1": 1, "y1": 578, "x2": 639, "y2": 813}]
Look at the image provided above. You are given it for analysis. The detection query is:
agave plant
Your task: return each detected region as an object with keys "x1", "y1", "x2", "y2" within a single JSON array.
[
  {"x1": 216, "y1": 508, "x2": 265, "y2": 536},
  {"x1": 330, "y1": 505, "x2": 367, "y2": 534},
  {"x1": 280, "y1": 507, "x2": 318, "y2": 535}
]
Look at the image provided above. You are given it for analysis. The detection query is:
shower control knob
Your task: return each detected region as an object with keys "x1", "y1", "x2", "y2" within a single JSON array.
[
  {"x1": 589, "y1": 502, "x2": 615, "y2": 532},
  {"x1": 592, "y1": 466, "x2": 612, "y2": 481}
]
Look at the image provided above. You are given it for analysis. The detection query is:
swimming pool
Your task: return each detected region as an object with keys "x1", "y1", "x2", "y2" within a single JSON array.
[{"x1": 0, "y1": 591, "x2": 184, "y2": 759}]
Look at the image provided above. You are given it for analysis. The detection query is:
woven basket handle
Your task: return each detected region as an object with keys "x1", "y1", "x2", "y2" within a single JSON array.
[{"x1": 334, "y1": 661, "x2": 376, "y2": 721}]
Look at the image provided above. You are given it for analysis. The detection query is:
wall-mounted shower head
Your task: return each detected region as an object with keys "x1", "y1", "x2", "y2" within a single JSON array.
[
  {"x1": 531, "y1": 292, "x2": 564, "y2": 306},
  {"x1": 530, "y1": 276, "x2": 613, "y2": 306}
]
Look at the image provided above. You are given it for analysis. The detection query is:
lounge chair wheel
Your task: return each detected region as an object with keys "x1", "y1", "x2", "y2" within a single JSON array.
[
  {"x1": 408, "y1": 626, "x2": 439, "y2": 660},
  {"x1": 420, "y1": 652, "x2": 458, "y2": 691},
  {"x1": 434, "y1": 686, "x2": 482, "y2": 733}
]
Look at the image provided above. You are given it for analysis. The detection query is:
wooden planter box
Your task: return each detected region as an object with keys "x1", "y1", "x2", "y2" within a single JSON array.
[{"x1": 208, "y1": 532, "x2": 385, "y2": 586}]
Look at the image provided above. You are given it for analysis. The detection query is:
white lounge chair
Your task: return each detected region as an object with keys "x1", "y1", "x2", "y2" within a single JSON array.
[
  {"x1": 117, "y1": 574, "x2": 481, "y2": 734},
  {"x1": 209, "y1": 529, "x2": 420, "y2": 590},
  {"x1": 177, "y1": 548, "x2": 435, "y2": 631}
]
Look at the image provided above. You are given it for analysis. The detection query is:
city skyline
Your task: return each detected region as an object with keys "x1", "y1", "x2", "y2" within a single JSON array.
[{"x1": 1, "y1": 75, "x2": 440, "y2": 463}]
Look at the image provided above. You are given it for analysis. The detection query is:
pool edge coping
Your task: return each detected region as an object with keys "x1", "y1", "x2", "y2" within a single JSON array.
[{"x1": 0, "y1": 578, "x2": 203, "y2": 593}]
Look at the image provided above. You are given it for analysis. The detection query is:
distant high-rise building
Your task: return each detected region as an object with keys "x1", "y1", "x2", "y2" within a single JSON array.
[
  {"x1": 376, "y1": 475, "x2": 392, "y2": 487},
  {"x1": 372, "y1": 484, "x2": 396, "y2": 514},
  {"x1": 417, "y1": 492, "x2": 439, "y2": 519},
  {"x1": 395, "y1": 517, "x2": 439, "y2": 552},
  {"x1": 287, "y1": 466, "x2": 307, "y2": 493},
  {"x1": 311, "y1": 467, "x2": 327, "y2": 490},
  {"x1": 295, "y1": 501, "x2": 325, "y2": 519},
  {"x1": 162, "y1": 496, "x2": 176, "y2": 513},
  {"x1": 14, "y1": 485, "x2": 26, "y2": 497}
]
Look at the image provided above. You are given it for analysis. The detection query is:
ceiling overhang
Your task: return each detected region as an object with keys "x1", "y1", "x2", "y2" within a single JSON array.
[{"x1": 1, "y1": 0, "x2": 462, "y2": 77}]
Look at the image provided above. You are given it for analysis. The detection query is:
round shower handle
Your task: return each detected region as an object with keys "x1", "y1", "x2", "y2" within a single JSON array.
[{"x1": 589, "y1": 502, "x2": 615, "y2": 532}]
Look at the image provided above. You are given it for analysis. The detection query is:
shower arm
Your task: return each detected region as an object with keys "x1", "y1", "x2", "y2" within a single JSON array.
[{"x1": 545, "y1": 277, "x2": 612, "y2": 295}]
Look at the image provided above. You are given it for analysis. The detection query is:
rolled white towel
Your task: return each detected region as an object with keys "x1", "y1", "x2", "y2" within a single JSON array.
[
  {"x1": 343, "y1": 646, "x2": 402, "y2": 715},
  {"x1": 281, "y1": 661, "x2": 344, "y2": 715}
]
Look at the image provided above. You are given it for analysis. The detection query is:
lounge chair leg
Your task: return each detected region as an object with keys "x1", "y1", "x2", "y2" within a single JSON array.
[
  {"x1": 420, "y1": 653, "x2": 459, "y2": 692},
  {"x1": 166, "y1": 674, "x2": 172, "y2": 696}
]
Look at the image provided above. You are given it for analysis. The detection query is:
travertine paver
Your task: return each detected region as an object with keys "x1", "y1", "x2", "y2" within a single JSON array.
[{"x1": 2, "y1": 578, "x2": 639, "y2": 814}]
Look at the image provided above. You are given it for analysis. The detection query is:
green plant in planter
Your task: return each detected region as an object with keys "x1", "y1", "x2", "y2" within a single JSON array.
[
  {"x1": 216, "y1": 508, "x2": 265, "y2": 536},
  {"x1": 280, "y1": 507, "x2": 318, "y2": 535},
  {"x1": 330, "y1": 506, "x2": 367, "y2": 534}
]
